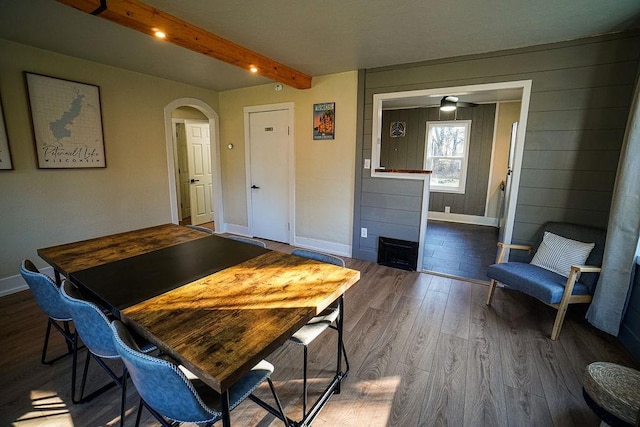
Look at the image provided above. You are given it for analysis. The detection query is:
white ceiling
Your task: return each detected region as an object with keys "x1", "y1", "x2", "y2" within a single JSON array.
[{"x1": 1, "y1": 0, "x2": 639, "y2": 91}]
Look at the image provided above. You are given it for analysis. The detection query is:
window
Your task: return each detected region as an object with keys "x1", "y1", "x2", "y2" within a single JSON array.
[{"x1": 424, "y1": 120, "x2": 471, "y2": 193}]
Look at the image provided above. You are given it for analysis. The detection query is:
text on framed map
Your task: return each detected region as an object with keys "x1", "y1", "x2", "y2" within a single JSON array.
[{"x1": 26, "y1": 72, "x2": 105, "y2": 169}]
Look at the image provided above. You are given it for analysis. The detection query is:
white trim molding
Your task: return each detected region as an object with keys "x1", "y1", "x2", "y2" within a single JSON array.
[
  {"x1": 428, "y1": 211, "x2": 499, "y2": 227},
  {"x1": 0, "y1": 265, "x2": 55, "y2": 297},
  {"x1": 293, "y1": 236, "x2": 352, "y2": 258}
]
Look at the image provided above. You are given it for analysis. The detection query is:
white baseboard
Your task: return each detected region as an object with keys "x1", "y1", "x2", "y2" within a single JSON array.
[
  {"x1": 0, "y1": 265, "x2": 56, "y2": 297},
  {"x1": 222, "y1": 223, "x2": 249, "y2": 236},
  {"x1": 428, "y1": 211, "x2": 499, "y2": 227},
  {"x1": 223, "y1": 223, "x2": 352, "y2": 257},
  {"x1": 293, "y1": 236, "x2": 352, "y2": 258}
]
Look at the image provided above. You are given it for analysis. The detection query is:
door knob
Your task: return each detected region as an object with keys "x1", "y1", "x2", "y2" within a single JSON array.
[
  {"x1": 251, "y1": 185, "x2": 260, "y2": 189},
  {"x1": 190, "y1": 179, "x2": 200, "y2": 183}
]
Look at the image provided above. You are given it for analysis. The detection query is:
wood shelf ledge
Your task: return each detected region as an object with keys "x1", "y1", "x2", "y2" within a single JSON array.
[{"x1": 374, "y1": 169, "x2": 432, "y2": 174}]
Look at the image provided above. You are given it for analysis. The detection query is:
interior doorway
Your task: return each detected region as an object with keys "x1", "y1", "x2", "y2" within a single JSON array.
[
  {"x1": 164, "y1": 99, "x2": 223, "y2": 232},
  {"x1": 421, "y1": 100, "x2": 521, "y2": 281}
]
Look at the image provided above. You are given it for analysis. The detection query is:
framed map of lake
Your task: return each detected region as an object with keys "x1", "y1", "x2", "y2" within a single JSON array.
[
  {"x1": 26, "y1": 73, "x2": 106, "y2": 169},
  {"x1": 0, "y1": 93, "x2": 12, "y2": 170}
]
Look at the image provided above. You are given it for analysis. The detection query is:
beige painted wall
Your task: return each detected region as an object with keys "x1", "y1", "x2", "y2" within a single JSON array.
[
  {"x1": 172, "y1": 106, "x2": 208, "y2": 121},
  {"x1": 219, "y1": 71, "x2": 358, "y2": 246},
  {"x1": 486, "y1": 101, "x2": 521, "y2": 219},
  {"x1": 0, "y1": 39, "x2": 219, "y2": 278}
]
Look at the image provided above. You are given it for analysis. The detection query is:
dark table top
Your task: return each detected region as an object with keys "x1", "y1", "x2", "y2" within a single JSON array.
[{"x1": 70, "y1": 234, "x2": 269, "y2": 315}]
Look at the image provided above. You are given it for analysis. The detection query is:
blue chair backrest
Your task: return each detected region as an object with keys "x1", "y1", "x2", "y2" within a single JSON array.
[
  {"x1": 60, "y1": 281, "x2": 119, "y2": 359},
  {"x1": 186, "y1": 225, "x2": 214, "y2": 234},
  {"x1": 20, "y1": 260, "x2": 71, "y2": 321},
  {"x1": 110, "y1": 320, "x2": 218, "y2": 424},
  {"x1": 227, "y1": 235, "x2": 267, "y2": 248},
  {"x1": 291, "y1": 249, "x2": 345, "y2": 267}
]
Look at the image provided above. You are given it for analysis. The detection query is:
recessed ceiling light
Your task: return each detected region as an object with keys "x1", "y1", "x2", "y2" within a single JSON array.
[
  {"x1": 249, "y1": 66, "x2": 258, "y2": 73},
  {"x1": 153, "y1": 30, "x2": 166, "y2": 39}
]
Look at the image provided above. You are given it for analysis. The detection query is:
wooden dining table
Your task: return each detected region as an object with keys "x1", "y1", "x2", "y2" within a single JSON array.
[{"x1": 38, "y1": 223, "x2": 361, "y2": 427}]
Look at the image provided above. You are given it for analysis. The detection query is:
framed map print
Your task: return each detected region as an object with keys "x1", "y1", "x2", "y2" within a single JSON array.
[
  {"x1": 0, "y1": 93, "x2": 12, "y2": 170},
  {"x1": 26, "y1": 72, "x2": 106, "y2": 168}
]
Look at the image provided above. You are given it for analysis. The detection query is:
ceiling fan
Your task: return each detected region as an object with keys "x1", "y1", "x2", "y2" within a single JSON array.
[{"x1": 439, "y1": 96, "x2": 479, "y2": 111}]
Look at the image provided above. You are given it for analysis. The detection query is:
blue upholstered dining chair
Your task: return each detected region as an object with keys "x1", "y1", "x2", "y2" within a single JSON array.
[
  {"x1": 19, "y1": 260, "x2": 75, "y2": 365},
  {"x1": 485, "y1": 222, "x2": 606, "y2": 340},
  {"x1": 60, "y1": 280, "x2": 155, "y2": 426},
  {"x1": 110, "y1": 320, "x2": 289, "y2": 427},
  {"x1": 288, "y1": 249, "x2": 349, "y2": 418},
  {"x1": 226, "y1": 235, "x2": 267, "y2": 248}
]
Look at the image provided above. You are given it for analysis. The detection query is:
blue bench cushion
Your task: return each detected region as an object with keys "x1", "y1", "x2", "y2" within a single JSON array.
[{"x1": 487, "y1": 262, "x2": 591, "y2": 305}]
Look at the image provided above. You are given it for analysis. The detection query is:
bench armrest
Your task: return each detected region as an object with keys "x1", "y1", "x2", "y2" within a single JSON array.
[
  {"x1": 497, "y1": 242, "x2": 532, "y2": 251},
  {"x1": 570, "y1": 265, "x2": 602, "y2": 274},
  {"x1": 495, "y1": 242, "x2": 532, "y2": 263}
]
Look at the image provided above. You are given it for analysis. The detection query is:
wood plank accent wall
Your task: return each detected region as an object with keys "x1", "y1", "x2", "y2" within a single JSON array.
[
  {"x1": 381, "y1": 105, "x2": 496, "y2": 216},
  {"x1": 352, "y1": 32, "x2": 640, "y2": 263}
]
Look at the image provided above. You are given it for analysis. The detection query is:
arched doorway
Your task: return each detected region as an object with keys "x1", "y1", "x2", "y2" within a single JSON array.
[{"x1": 163, "y1": 98, "x2": 224, "y2": 232}]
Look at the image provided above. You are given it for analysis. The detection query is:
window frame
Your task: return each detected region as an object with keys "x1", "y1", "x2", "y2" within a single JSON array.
[{"x1": 424, "y1": 120, "x2": 472, "y2": 194}]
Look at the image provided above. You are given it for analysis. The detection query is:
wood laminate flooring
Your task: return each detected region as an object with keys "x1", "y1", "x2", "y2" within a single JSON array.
[
  {"x1": 422, "y1": 220, "x2": 499, "y2": 283},
  {"x1": 1, "y1": 240, "x2": 637, "y2": 426}
]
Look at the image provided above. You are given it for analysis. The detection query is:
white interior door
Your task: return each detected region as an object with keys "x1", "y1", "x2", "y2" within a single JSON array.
[
  {"x1": 248, "y1": 109, "x2": 290, "y2": 242},
  {"x1": 185, "y1": 120, "x2": 213, "y2": 225}
]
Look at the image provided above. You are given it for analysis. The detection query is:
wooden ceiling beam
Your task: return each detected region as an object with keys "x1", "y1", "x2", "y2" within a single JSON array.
[{"x1": 56, "y1": 0, "x2": 312, "y2": 89}]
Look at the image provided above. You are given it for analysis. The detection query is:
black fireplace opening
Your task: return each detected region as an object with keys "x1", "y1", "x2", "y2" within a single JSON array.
[{"x1": 377, "y1": 236, "x2": 418, "y2": 271}]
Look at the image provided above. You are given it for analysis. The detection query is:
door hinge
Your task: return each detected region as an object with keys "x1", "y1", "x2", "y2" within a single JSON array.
[
  {"x1": 288, "y1": 126, "x2": 290, "y2": 135},
  {"x1": 287, "y1": 223, "x2": 290, "y2": 231}
]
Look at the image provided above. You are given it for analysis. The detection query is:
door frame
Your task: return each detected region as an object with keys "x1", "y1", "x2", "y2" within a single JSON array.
[
  {"x1": 171, "y1": 119, "x2": 188, "y2": 222},
  {"x1": 164, "y1": 98, "x2": 223, "y2": 231},
  {"x1": 243, "y1": 102, "x2": 295, "y2": 243}
]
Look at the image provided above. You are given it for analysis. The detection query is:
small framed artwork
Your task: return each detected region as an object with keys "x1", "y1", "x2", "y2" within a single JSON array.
[
  {"x1": 390, "y1": 121, "x2": 406, "y2": 138},
  {"x1": 313, "y1": 102, "x2": 335, "y2": 140},
  {"x1": 0, "y1": 93, "x2": 13, "y2": 170},
  {"x1": 25, "y1": 72, "x2": 106, "y2": 168}
]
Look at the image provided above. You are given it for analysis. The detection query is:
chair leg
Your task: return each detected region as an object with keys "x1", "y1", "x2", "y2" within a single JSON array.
[
  {"x1": 486, "y1": 279, "x2": 498, "y2": 306},
  {"x1": 63, "y1": 321, "x2": 74, "y2": 354},
  {"x1": 120, "y1": 365, "x2": 127, "y2": 427},
  {"x1": 267, "y1": 377, "x2": 290, "y2": 427},
  {"x1": 41, "y1": 319, "x2": 54, "y2": 365},
  {"x1": 302, "y1": 345, "x2": 308, "y2": 418},
  {"x1": 78, "y1": 350, "x2": 92, "y2": 402},
  {"x1": 70, "y1": 336, "x2": 83, "y2": 404},
  {"x1": 41, "y1": 319, "x2": 75, "y2": 365},
  {"x1": 139, "y1": 398, "x2": 172, "y2": 427},
  {"x1": 551, "y1": 301, "x2": 570, "y2": 340},
  {"x1": 341, "y1": 339, "x2": 350, "y2": 375},
  {"x1": 135, "y1": 399, "x2": 144, "y2": 427}
]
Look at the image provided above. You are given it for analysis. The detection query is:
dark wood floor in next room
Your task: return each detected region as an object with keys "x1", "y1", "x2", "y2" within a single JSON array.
[{"x1": 423, "y1": 220, "x2": 499, "y2": 282}]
